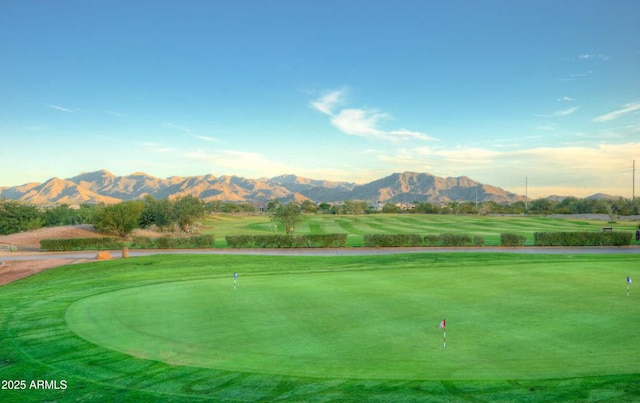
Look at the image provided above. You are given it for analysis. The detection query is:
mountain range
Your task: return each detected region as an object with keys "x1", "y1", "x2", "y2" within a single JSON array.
[{"x1": 0, "y1": 170, "x2": 530, "y2": 206}]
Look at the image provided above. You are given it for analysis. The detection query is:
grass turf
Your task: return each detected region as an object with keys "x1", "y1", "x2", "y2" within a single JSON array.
[
  {"x1": 2, "y1": 253, "x2": 640, "y2": 401},
  {"x1": 205, "y1": 213, "x2": 640, "y2": 247}
]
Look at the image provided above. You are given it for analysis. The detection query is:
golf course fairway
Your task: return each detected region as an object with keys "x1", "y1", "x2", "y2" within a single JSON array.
[
  {"x1": 66, "y1": 255, "x2": 640, "y2": 381},
  {"x1": 3, "y1": 252, "x2": 640, "y2": 401}
]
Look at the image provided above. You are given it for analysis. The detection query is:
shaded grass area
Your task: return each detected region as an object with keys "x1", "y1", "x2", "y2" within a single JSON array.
[
  {"x1": 1, "y1": 253, "x2": 640, "y2": 401},
  {"x1": 204, "y1": 214, "x2": 640, "y2": 247}
]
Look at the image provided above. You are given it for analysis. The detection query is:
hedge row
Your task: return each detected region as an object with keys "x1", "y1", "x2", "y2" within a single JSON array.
[
  {"x1": 130, "y1": 235, "x2": 215, "y2": 249},
  {"x1": 40, "y1": 235, "x2": 216, "y2": 251},
  {"x1": 40, "y1": 237, "x2": 123, "y2": 251},
  {"x1": 364, "y1": 234, "x2": 423, "y2": 247},
  {"x1": 364, "y1": 233, "x2": 487, "y2": 247},
  {"x1": 39, "y1": 232, "x2": 632, "y2": 250},
  {"x1": 534, "y1": 231, "x2": 632, "y2": 246},
  {"x1": 225, "y1": 234, "x2": 347, "y2": 248},
  {"x1": 500, "y1": 233, "x2": 527, "y2": 247}
]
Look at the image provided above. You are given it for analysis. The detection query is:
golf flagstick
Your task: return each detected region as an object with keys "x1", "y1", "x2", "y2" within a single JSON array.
[
  {"x1": 627, "y1": 277, "x2": 632, "y2": 297},
  {"x1": 439, "y1": 319, "x2": 446, "y2": 349},
  {"x1": 443, "y1": 329, "x2": 446, "y2": 349}
]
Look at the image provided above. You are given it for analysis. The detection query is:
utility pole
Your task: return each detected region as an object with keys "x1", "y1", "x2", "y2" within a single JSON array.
[
  {"x1": 475, "y1": 183, "x2": 478, "y2": 214},
  {"x1": 525, "y1": 176, "x2": 528, "y2": 214},
  {"x1": 633, "y1": 160, "x2": 636, "y2": 201}
]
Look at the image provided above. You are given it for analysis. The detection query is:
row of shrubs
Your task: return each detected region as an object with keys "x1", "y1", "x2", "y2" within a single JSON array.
[
  {"x1": 40, "y1": 235, "x2": 215, "y2": 251},
  {"x1": 534, "y1": 231, "x2": 632, "y2": 246},
  {"x1": 40, "y1": 237, "x2": 124, "y2": 251},
  {"x1": 500, "y1": 233, "x2": 527, "y2": 247},
  {"x1": 363, "y1": 233, "x2": 527, "y2": 247},
  {"x1": 364, "y1": 233, "x2": 480, "y2": 247},
  {"x1": 40, "y1": 231, "x2": 632, "y2": 251},
  {"x1": 225, "y1": 234, "x2": 348, "y2": 248},
  {"x1": 129, "y1": 235, "x2": 215, "y2": 249}
]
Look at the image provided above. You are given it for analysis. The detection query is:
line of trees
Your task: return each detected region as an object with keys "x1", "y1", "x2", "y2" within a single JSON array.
[
  {"x1": 1, "y1": 195, "x2": 638, "y2": 236},
  {"x1": 0, "y1": 196, "x2": 205, "y2": 237},
  {"x1": 394, "y1": 197, "x2": 640, "y2": 216},
  {"x1": 94, "y1": 195, "x2": 205, "y2": 237},
  {"x1": 0, "y1": 200, "x2": 97, "y2": 235}
]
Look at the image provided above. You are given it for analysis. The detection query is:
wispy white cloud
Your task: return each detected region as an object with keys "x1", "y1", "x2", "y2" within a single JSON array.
[
  {"x1": 47, "y1": 104, "x2": 73, "y2": 112},
  {"x1": 163, "y1": 122, "x2": 192, "y2": 132},
  {"x1": 309, "y1": 89, "x2": 345, "y2": 116},
  {"x1": 163, "y1": 122, "x2": 218, "y2": 142},
  {"x1": 537, "y1": 106, "x2": 580, "y2": 119},
  {"x1": 578, "y1": 53, "x2": 610, "y2": 61},
  {"x1": 142, "y1": 142, "x2": 175, "y2": 153},
  {"x1": 330, "y1": 109, "x2": 385, "y2": 136},
  {"x1": 559, "y1": 70, "x2": 593, "y2": 82},
  {"x1": 593, "y1": 102, "x2": 640, "y2": 122},
  {"x1": 192, "y1": 134, "x2": 218, "y2": 143},
  {"x1": 311, "y1": 89, "x2": 435, "y2": 142},
  {"x1": 557, "y1": 96, "x2": 575, "y2": 102},
  {"x1": 572, "y1": 70, "x2": 593, "y2": 78},
  {"x1": 554, "y1": 106, "x2": 579, "y2": 117}
]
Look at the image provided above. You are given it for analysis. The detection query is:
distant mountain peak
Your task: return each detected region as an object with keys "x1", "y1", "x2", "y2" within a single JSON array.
[
  {"x1": 69, "y1": 169, "x2": 115, "y2": 181},
  {"x1": 129, "y1": 171, "x2": 154, "y2": 177},
  {"x1": 0, "y1": 169, "x2": 527, "y2": 205}
]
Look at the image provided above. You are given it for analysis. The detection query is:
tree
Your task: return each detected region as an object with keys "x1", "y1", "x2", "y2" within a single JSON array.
[
  {"x1": 75, "y1": 204, "x2": 98, "y2": 224},
  {"x1": 382, "y1": 203, "x2": 402, "y2": 213},
  {"x1": 205, "y1": 200, "x2": 224, "y2": 213},
  {"x1": 0, "y1": 200, "x2": 44, "y2": 235},
  {"x1": 300, "y1": 199, "x2": 317, "y2": 213},
  {"x1": 93, "y1": 201, "x2": 144, "y2": 238},
  {"x1": 413, "y1": 202, "x2": 436, "y2": 214},
  {"x1": 528, "y1": 198, "x2": 556, "y2": 215},
  {"x1": 270, "y1": 202, "x2": 302, "y2": 235},
  {"x1": 43, "y1": 204, "x2": 75, "y2": 226},
  {"x1": 139, "y1": 196, "x2": 173, "y2": 231},
  {"x1": 344, "y1": 200, "x2": 367, "y2": 222},
  {"x1": 330, "y1": 204, "x2": 345, "y2": 215},
  {"x1": 317, "y1": 202, "x2": 331, "y2": 214},
  {"x1": 267, "y1": 199, "x2": 281, "y2": 213},
  {"x1": 446, "y1": 201, "x2": 460, "y2": 215},
  {"x1": 172, "y1": 195, "x2": 205, "y2": 232},
  {"x1": 458, "y1": 201, "x2": 476, "y2": 214}
]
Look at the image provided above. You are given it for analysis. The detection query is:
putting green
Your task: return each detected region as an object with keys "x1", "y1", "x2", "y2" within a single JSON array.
[{"x1": 66, "y1": 263, "x2": 640, "y2": 380}]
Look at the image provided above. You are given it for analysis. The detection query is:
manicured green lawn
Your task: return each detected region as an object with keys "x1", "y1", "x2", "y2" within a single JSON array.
[
  {"x1": 2, "y1": 253, "x2": 640, "y2": 401},
  {"x1": 203, "y1": 213, "x2": 640, "y2": 247}
]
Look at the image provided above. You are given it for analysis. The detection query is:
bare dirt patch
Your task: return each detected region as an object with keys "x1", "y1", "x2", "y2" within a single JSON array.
[
  {"x1": 0, "y1": 258, "x2": 90, "y2": 286},
  {"x1": 0, "y1": 225, "x2": 171, "y2": 285},
  {"x1": 0, "y1": 224, "x2": 102, "y2": 252},
  {"x1": 0, "y1": 225, "x2": 102, "y2": 285}
]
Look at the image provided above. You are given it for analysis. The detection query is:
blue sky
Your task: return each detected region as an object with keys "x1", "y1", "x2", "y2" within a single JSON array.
[{"x1": 1, "y1": 1, "x2": 639, "y2": 198}]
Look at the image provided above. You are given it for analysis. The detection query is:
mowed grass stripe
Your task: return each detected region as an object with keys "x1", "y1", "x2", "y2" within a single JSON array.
[
  {"x1": 205, "y1": 214, "x2": 640, "y2": 247},
  {"x1": 2, "y1": 253, "x2": 640, "y2": 402}
]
